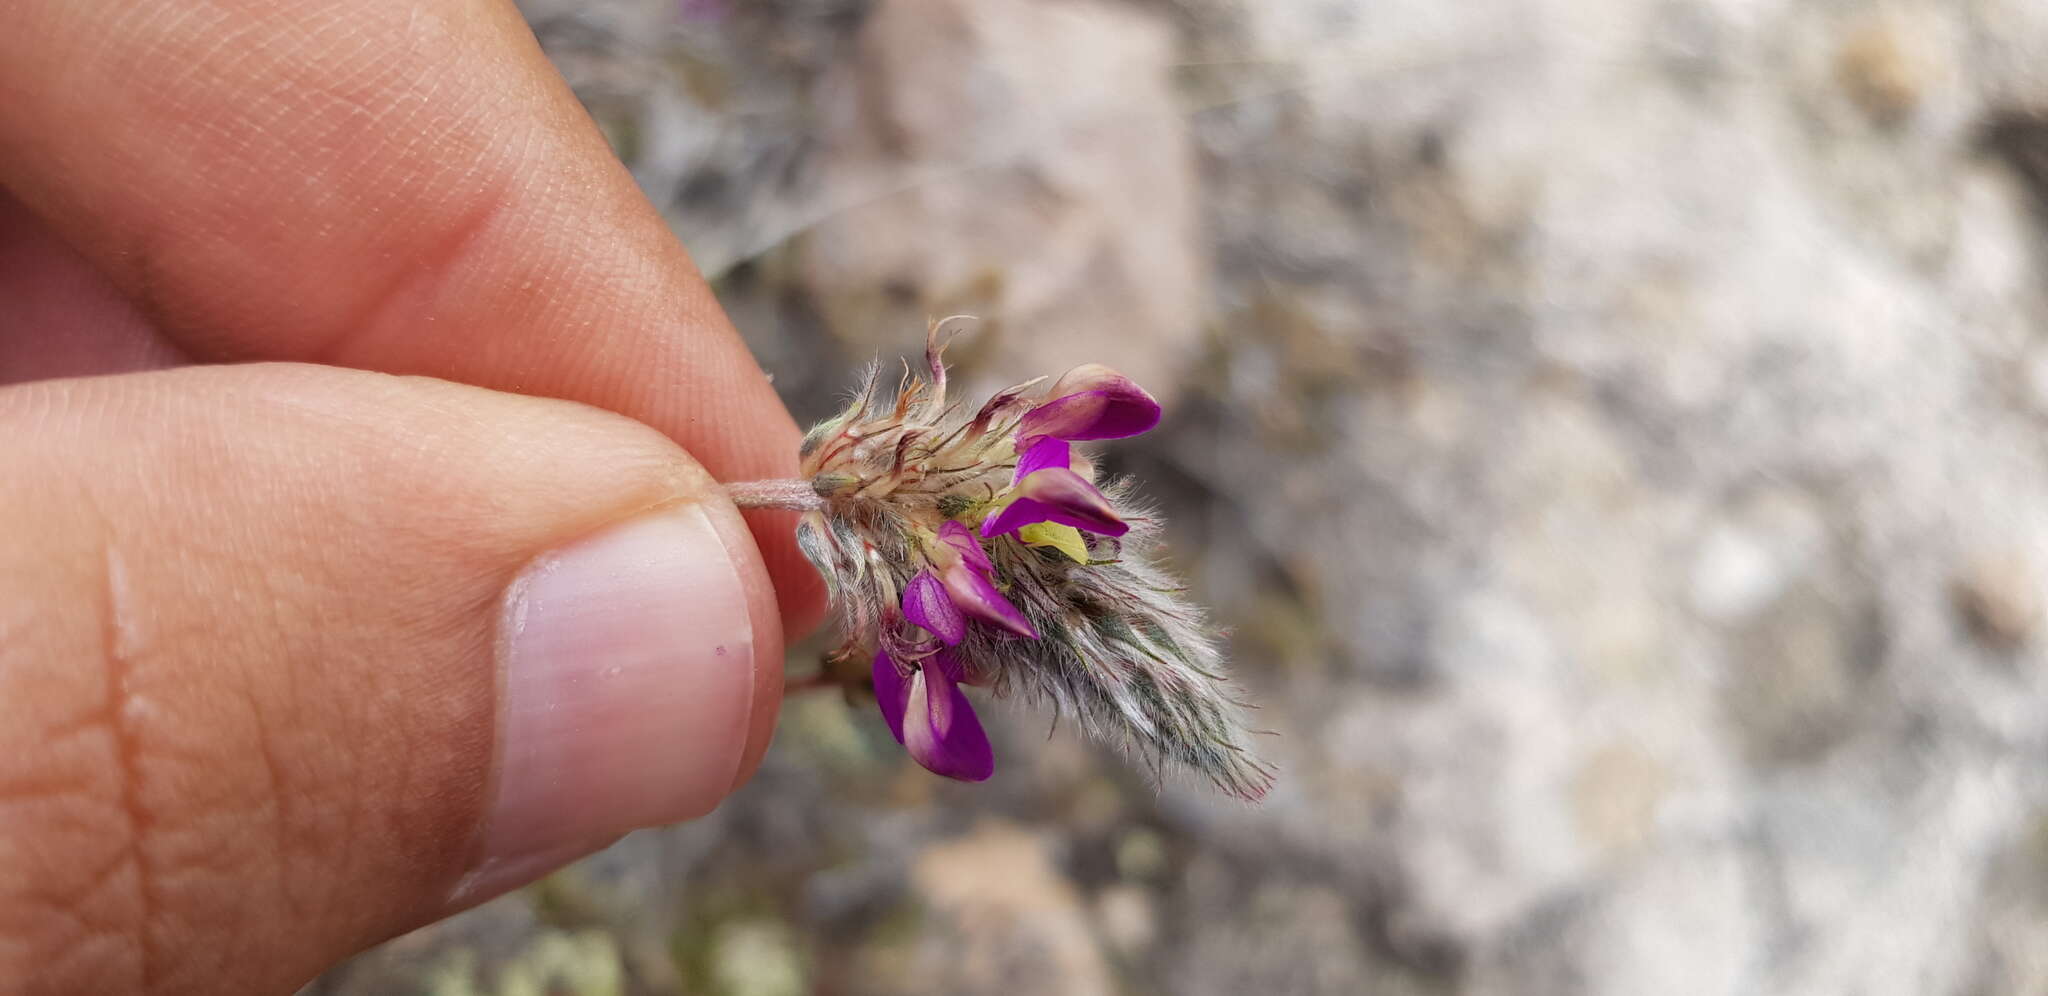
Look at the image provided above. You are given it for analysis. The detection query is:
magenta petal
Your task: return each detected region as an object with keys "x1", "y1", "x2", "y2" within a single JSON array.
[
  {"x1": 1013, "y1": 436, "x2": 1073, "y2": 483},
  {"x1": 937, "y1": 519, "x2": 992, "y2": 575},
  {"x1": 1015, "y1": 392, "x2": 1108, "y2": 443},
  {"x1": 1046, "y1": 362, "x2": 1146, "y2": 402},
  {"x1": 901, "y1": 655, "x2": 994, "y2": 781},
  {"x1": 984, "y1": 496, "x2": 1129, "y2": 538},
  {"x1": 980, "y1": 496, "x2": 1045, "y2": 537},
  {"x1": 1016, "y1": 365, "x2": 1161, "y2": 442},
  {"x1": 942, "y1": 564, "x2": 1040, "y2": 639},
  {"x1": 872, "y1": 649, "x2": 909, "y2": 744},
  {"x1": 902, "y1": 569, "x2": 966, "y2": 645},
  {"x1": 981, "y1": 467, "x2": 1129, "y2": 537}
]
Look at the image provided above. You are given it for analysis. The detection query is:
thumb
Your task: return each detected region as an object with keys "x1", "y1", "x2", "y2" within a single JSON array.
[{"x1": 0, "y1": 363, "x2": 783, "y2": 994}]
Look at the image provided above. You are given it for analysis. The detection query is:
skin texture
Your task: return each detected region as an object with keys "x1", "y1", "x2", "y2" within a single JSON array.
[{"x1": 0, "y1": 0, "x2": 823, "y2": 991}]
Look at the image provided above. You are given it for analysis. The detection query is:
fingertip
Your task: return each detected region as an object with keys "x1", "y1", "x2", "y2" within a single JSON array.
[
  {"x1": 463, "y1": 496, "x2": 785, "y2": 903},
  {"x1": 709, "y1": 504, "x2": 789, "y2": 798}
]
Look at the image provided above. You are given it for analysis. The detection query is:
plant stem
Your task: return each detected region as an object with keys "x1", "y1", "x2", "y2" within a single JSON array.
[{"x1": 723, "y1": 478, "x2": 827, "y2": 511}]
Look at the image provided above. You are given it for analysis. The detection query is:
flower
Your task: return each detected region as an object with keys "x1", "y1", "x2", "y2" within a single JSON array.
[
  {"x1": 873, "y1": 649, "x2": 993, "y2": 782},
  {"x1": 929, "y1": 521, "x2": 1038, "y2": 638},
  {"x1": 980, "y1": 464, "x2": 1129, "y2": 538},
  {"x1": 753, "y1": 320, "x2": 1273, "y2": 800},
  {"x1": 901, "y1": 569, "x2": 965, "y2": 645},
  {"x1": 1016, "y1": 364, "x2": 1162, "y2": 443},
  {"x1": 1015, "y1": 436, "x2": 1075, "y2": 480},
  {"x1": 978, "y1": 370, "x2": 1161, "y2": 540}
]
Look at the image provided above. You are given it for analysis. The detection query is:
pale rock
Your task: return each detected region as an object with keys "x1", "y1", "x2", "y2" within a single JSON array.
[
  {"x1": 1954, "y1": 553, "x2": 2043, "y2": 650},
  {"x1": 799, "y1": 0, "x2": 1202, "y2": 399},
  {"x1": 1092, "y1": 884, "x2": 1157, "y2": 955},
  {"x1": 897, "y1": 823, "x2": 1114, "y2": 996}
]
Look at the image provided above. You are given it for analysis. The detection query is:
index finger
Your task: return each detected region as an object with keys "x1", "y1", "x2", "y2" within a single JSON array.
[{"x1": 0, "y1": 0, "x2": 823, "y2": 631}]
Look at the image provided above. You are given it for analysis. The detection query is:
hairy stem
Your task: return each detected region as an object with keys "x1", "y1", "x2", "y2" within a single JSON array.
[{"x1": 723, "y1": 478, "x2": 827, "y2": 511}]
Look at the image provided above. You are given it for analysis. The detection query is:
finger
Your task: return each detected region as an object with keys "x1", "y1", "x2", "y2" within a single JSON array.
[
  {"x1": 0, "y1": 0, "x2": 824, "y2": 632},
  {"x1": 0, "y1": 364, "x2": 782, "y2": 995},
  {"x1": 0, "y1": 191, "x2": 188, "y2": 384}
]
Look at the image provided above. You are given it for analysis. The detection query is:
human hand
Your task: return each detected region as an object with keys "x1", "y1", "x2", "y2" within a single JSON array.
[{"x1": 0, "y1": 1, "x2": 823, "y2": 992}]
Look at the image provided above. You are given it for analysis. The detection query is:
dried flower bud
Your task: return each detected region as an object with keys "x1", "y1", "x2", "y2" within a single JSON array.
[{"x1": 753, "y1": 321, "x2": 1273, "y2": 800}]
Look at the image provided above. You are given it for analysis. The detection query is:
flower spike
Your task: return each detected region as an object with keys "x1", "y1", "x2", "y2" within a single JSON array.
[{"x1": 745, "y1": 325, "x2": 1272, "y2": 800}]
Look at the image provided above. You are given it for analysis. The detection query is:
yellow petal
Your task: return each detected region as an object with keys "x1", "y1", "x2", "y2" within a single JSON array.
[{"x1": 1018, "y1": 521, "x2": 1091, "y2": 563}]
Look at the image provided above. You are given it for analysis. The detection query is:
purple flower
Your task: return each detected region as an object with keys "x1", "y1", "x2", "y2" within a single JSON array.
[
  {"x1": 1013, "y1": 436, "x2": 1073, "y2": 481},
  {"x1": 902, "y1": 569, "x2": 966, "y2": 644},
  {"x1": 981, "y1": 465, "x2": 1129, "y2": 538},
  {"x1": 981, "y1": 371, "x2": 1155, "y2": 540},
  {"x1": 873, "y1": 649, "x2": 994, "y2": 782},
  {"x1": 775, "y1": 330, "x2": 1274, "y2": 799},
  {"x1": 1015, "y1": 364, "x2": 1161, "y2": 444},
  {"x1": 936, "y1": 517, "x2": 995, "y2": 573},
  {"x1": 932, "y1": 521, "x2": 1038, "y2": 638},
  {"x1": 875, "y1": 523, "x2": 1031, "y2": 779}
]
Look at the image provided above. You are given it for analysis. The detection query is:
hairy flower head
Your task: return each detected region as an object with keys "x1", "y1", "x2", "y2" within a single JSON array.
[{"x1": 755, "y1": 321, "x2": 1272, "y2": 800}]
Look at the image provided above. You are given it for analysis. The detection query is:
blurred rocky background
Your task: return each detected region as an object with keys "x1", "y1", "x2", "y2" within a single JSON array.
[{"x1": 311, "y1": 0, "x2": 2048, "y2": 993}]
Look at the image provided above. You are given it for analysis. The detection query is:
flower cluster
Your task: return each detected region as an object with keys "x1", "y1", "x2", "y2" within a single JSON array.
[{"x1": 744, "y1": 323, "x2": 1271, "y2": 800}]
